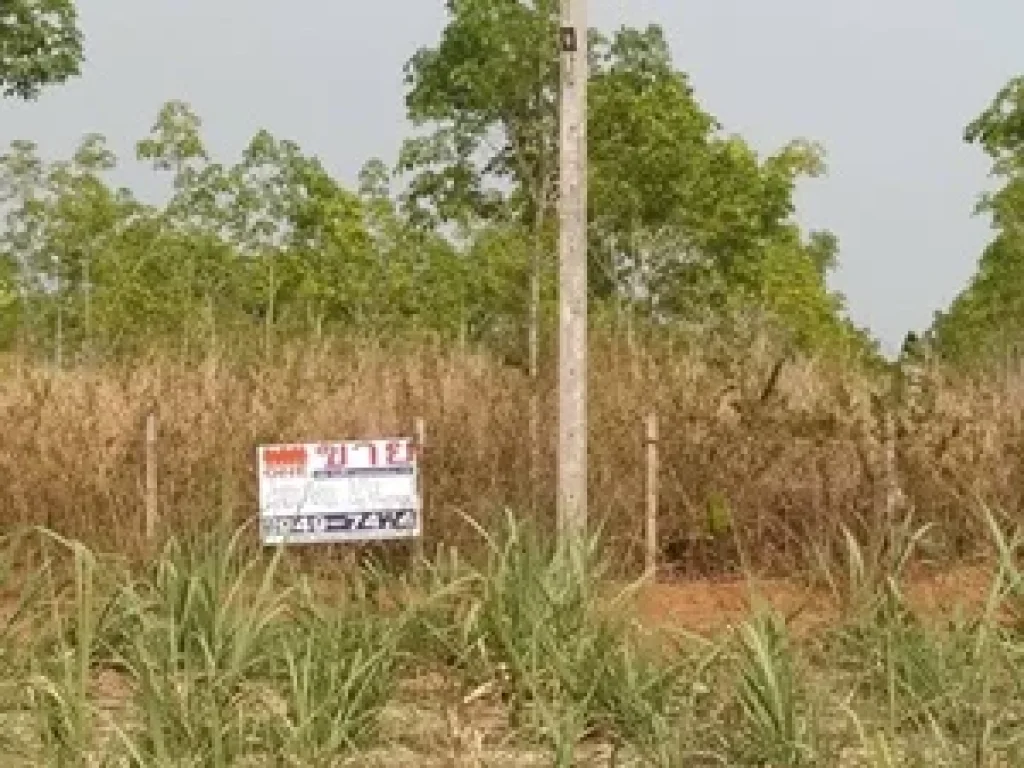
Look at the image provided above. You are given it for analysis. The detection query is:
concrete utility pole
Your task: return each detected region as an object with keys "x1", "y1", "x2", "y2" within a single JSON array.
[{"x1": 557, "y1": 0, "x2": 588, "y2": 544}]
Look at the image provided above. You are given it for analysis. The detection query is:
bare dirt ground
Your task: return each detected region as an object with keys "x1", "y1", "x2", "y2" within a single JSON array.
[
  {"x1": 633, "y1": 564, "x2": 997, "y2": 635},
  {"x1": 2, "y1": 561, "x2": 998, "y2": 637}
]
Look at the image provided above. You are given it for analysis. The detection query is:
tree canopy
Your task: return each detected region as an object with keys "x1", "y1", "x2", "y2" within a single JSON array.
[
  {"x1": 929, "y1": 77, "x2": 1024, "y2": 367},
  {"x1": 398, "y1": 4, "x2": 873, "y2": 363},
  {"x1": 0, "y1": 0, "x2": 880, "y2": 369},
  {"x1": 0, "y1": 0, "x2": 84, "y2": 99}
]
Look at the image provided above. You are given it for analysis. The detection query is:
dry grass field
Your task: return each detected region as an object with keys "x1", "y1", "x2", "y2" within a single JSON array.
[
  {"x1": 3, "y1": 337, "x2": 1024, "y2": 764},
  {"x1": 0, "y1": 335, "x2": 1018, "y2": 575}
]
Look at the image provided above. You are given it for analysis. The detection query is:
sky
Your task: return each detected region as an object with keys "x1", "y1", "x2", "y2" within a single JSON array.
[{"x1": 1, "y1": 1, "x2": 1022, "y2": 355}]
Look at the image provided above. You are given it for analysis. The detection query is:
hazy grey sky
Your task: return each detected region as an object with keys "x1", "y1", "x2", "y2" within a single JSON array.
[{"x1": 1, "y1": 1, "x2": 1021, "y2": 354}]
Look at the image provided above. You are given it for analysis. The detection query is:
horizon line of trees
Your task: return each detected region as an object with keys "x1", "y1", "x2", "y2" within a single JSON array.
[{"x1": 1, "y1": 0, "x2": 1018, "y2": 375}]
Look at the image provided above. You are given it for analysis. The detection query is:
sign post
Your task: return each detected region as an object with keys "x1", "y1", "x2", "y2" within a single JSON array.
[{"x1": 257, "y1": 437, "x2": 421, "y2": 546}]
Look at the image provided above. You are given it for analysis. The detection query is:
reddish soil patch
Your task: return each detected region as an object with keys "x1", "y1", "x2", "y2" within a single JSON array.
[
  {"x1": 903, "y1": 564, "x2": 994, "y2": 617},
  {"x1": 0, "y1": 562, "x2": 1003, "y2": 642},
  {"x1": 635, "y1": 577, "x2": 831, "y2": 635},
  {"x1": 634, "y1": 565, "x2": 998, "y2": 636}
]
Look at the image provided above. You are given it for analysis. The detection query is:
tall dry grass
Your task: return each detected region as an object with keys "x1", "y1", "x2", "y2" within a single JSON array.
[{"x1": 0, "y1": 333, "x2": 1018, "y2": 575}]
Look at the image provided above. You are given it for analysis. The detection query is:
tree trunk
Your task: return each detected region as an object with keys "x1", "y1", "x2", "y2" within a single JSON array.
[
  {"x1": 83, "y1": 254, "x2": 91, "y2": 364},
  {"x1": 206, "y1": 292, "x2": 215, "y2": 350},
  {"x1": 17, "y1": 277, "x2": 27, "y2": 365},
  {"x1": 54, "y1": 253, "x2": 63, "y2": 368},
  {"x1": 528, "y1": 219, "x2": 543, "y2": 515},
  {"x1": 54, "y1": 299, "x2": 63, "y2": 368},
  {"x1": 265, "y1": 257, "x2": 275, "y2": 359},
  {"x1": 183, "y1": 253, "x2": 194, "y2": 360}
]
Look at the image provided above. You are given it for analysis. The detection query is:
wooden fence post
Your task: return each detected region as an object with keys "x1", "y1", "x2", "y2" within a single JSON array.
[
  {"x1": 645, "y1": 411, "x2": 659, "y2": 580},
  {"x1": 414, "y1": 417, "x2": 426, "y2": 563},
  {"x1": 145, "y1": 410, "x2": 158, "y2": 544}
]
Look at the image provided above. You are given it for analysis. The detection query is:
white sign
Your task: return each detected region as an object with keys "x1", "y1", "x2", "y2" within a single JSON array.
[{"x1": 257, "y1": 438, "x2": 421, "y2": 545}]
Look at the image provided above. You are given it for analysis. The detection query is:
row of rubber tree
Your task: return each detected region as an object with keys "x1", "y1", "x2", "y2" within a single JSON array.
[{"x1": 0, "y1": 0, "x2": 1017, "y2": 371}]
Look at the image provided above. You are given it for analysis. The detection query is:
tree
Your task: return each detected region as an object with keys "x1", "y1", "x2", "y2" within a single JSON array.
[
  {"x1": 0, "y1": 246, "x2": 16, "y2": 340},
  {"x1": 40, "y1": 132, "x2": 120, "y2": 364},
  {"x1": 585, "y1": 25, "x2": 862, "y2": 356},
  {"x1": 400, "y1": 0, "x2": 559, "y2": 233},
  {"x1": 0, "y1": 133, "x2": 147, "y2": 362},
  {"x1": 134, "y1": 101, "x2": 239, "y2": 353},
  {"x1": 964, "y1": 77, "x2": 1024, "y2": 178},
  {"x1": 358, "y1": 158, "x2": 474, "y2": 342},
  {"x1": 400, "y1": 0, "x2": 561, "y2": 498},
  {"x1": 964, "y1": 76, "x2": 1024, "y2": 235},
  {"x1": 931, "y1": 76, "x2": 1024, "y2": 367},
  {"x1": 0, "y1": 0, "x2": 84, "y2": 99},
  {"x1": 930, "y1": 232, "x2": 1024, "y2": 366},
  {"x1": 587, "y1": 24, "x2": 718, "y2": 315},
  {"x1": 136, "y1": 100, "x2": 210, "y2": 195},
  {"x1": 0, "y1": 139, "x2": 46, "y2": 350},
  {"x1": 399, "y1": 3, "x2": 868, "y2": 375}
]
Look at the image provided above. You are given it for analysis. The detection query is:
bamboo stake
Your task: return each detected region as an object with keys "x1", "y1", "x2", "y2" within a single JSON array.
[
  {"x1": 145, "y1": 411, "x2": 158, "y2": 543},
  {"x1": 414, "y1": 417, "x2": 426, "y2": 563},
  {"x1": 645, "y1": 411, "x2": 658, "y2": 580}
]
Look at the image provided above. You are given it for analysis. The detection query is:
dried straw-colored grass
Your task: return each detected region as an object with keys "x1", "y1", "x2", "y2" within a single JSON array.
[{"x1": 0, "y1": 334, "x2": 1017, "y2": 575}]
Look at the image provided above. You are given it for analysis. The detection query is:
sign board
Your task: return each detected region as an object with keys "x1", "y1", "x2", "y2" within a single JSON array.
[{"x1": 257, "y1": 438, "x2": 421, "y2": 545}]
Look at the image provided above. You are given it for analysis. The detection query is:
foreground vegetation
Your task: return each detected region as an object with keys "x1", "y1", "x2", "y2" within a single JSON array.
[{"x1": 0, "y1": 510, "x2": 1023, "y2": 766}]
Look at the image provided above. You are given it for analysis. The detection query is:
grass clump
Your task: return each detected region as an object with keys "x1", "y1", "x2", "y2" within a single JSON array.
[
  {"x1": 267, "y1": 578, "x2": 404, "y2": 764},
  {"x1": 733, "y1": 608, "x2": 818, "y2": 765},
  {"x1": 405, "y1": 511, "x2": 708, "y2": 763},
  {"x1": 7, "y1": 508, "x2": 1024, "y2": 764}
]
